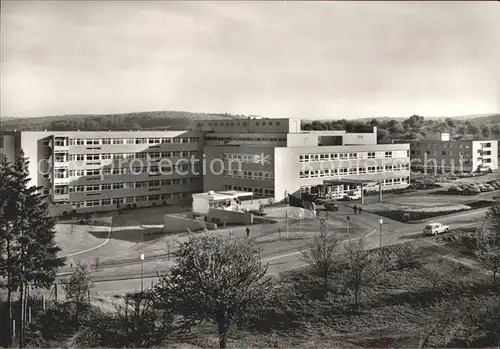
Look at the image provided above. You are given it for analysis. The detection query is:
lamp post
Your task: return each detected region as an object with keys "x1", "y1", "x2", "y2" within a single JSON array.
[
  {"x1": 140, "y1": 254, "x2": 145, "y2": 293},
  {"x1": 379, "y1": 218, "x2": 384, "y2": 247}
]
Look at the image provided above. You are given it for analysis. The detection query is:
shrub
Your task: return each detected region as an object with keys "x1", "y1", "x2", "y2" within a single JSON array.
[
  {"x1": 132, "y1": 203, "x2": 138, "y2": 209},
  {"x1": 62, "y1": 210, "x2": 68, "y2": 217},
  {"x1": 392, "y1": 243, "x2": 422, "y2": 270},
  {"x1": 28, "y1": 302, "x2": 78, "y2": 341},
  {"x1": 126, "y1": 203, "x2": 132, "y2": 209}
]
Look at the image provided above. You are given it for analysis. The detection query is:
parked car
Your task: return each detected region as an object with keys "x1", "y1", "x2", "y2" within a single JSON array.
[
  {"x1": 448, "y1": 185, "x2": 461, "y2": 193},
  {"x1": 343, "y1": 190, "x2": 361, "y2": 201},
  {"x1": 423, "y1": 222, "x2": 450, "y2": 236},
  {"x1": 313, "y1": 196, "x2": 326, "y2": 204},
  {"x1": 324, "y1": 200, "x2": 339, "y2": 212},
  {"x1": 484, "y1": 184, "x2": 495, "y2": 191},
  {"x1": 466, "y1": 187, "x2": 481, "y2": 194},
  {"x1": 491, "y1": 182, "x2": 500, "y2": 190},
  {"x1": 478, "y1": 184, "x2": 488, "y2": 192}
]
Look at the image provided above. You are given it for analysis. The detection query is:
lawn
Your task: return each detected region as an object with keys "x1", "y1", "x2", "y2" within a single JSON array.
[
  {"x1": 54, "y1": 223, "x2": 110, "y2": 256},
  {"x1": 154, "y1": 244, "x2": 496, "y2": 348}
]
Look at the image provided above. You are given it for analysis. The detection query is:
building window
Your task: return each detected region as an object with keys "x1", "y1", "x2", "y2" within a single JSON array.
[
  {"x1": 113, "y1": 183, "x2": 124, "y2": 190},
  {"x1": 102, "y1": 198, "x2": 112, "y2": 206},
  {"x1": 102, "y1": 138, "x2": 111, "y2": 144},
  {"x1": 385, "y1": 151, "x2": 392, "y2": 158},
  {"x1": 86, "y1": 139, "x2": 100, "y2": 145},
  {"x1": 136, "y1": 195, "x2": 148, "y2": 202},
  {"x1": 86, "y1": 184, "x2": 100, "y2": 192},
  {"x1": 368, "y1": 152, "x2": 375, "y2": 159},
  {"x1": 86, "y1": 154, "x2": 100, "y2": 161},
  {"x1": 86, "y1": 200, "x2": 100, "y2": 207},
  {"x1": 102, "y1": 184, "x2": 111, "y2": 190}
]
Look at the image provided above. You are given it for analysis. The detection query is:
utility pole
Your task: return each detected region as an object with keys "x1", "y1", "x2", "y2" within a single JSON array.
[
  {"x1": 346, "y1": 216, "x2": 350, "y2": 234},
  {"x1": 378, "y1": 182, "x2": 383, "y2": 202},
  {"x1": 140, "y1": 254, "x2": 145, "y2": 293},
  {"x1": 379, "y1": 218, "x2": 384, "y2": 247},
  {"x1": 285, "y1": 209, "x2": 289, "y2": 240}
]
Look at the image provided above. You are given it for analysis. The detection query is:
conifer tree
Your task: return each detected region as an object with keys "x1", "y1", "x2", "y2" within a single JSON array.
[{"x1": 0, "y1": 151, "x2": 65, "y2": 347}]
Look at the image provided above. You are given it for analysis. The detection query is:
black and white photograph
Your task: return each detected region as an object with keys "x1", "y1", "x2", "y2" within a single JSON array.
[{"x1": 0, "y1": 1, "x2": 499, "y2": 348}]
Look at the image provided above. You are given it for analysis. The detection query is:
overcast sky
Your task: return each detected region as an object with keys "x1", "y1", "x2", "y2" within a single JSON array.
[{"x1": 1, "y1": 1, "x2": 499, "y2": 119}]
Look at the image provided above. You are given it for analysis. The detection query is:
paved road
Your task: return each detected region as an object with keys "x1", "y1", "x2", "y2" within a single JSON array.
[{"x1": 53, "y1": 200, "x2": 491, "y2": 298}]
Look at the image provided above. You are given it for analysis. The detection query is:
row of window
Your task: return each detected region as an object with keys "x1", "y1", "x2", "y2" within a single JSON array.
[
  {"x1": 223, "y1": 170, "x2": 274, "y2": 181},
  {"x1": 66, "y1": 165, "x2": 197, "y2": 177},
  {"x1": 414, "y1": 142, "x2": 471, "y2": 149},
  {"x1": 52, "y1": 164, "x2": 200, "y2": 179},
  {"x1": 63, "y1": 151, "x2": 199, "y2": 162},
  {"x1": 414, "y1": 150, "x2": 472, "y2": 157},
  {"x1": 299, "y1": 151, "x2": 403, "y2": 162},
  {"x1": 61, "y1": 178, "x2": 195, "y2": 193},
  {"x1": 205, "y1": 120, "x2": 281, "y2": 127},
  {"x1": 71, "y1": 192, "x2": 192, "y2": 208},
  {"x1": 299, "y1": 177, "x2": 410, "y2": 193},
  {"x1": 206, "y1": 136, "x2": 286, "y2": 142},
  {"x1": 223, "y1": 153, "x2": 274, "y2": 164},
  {"x1": 222, "y1": 185, "x2": 275, "y2": 198},
  {"x1": 62, "y1": 137, "x2": 199, "y2": 146},
  {"x1": 299, "y1": 164, "x2": 409, "y2": 179}
]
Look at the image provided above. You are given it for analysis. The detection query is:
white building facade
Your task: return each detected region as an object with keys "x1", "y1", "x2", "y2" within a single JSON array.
[{"x1": 1, "y1": 117, "x2": 411, "y2": 214}]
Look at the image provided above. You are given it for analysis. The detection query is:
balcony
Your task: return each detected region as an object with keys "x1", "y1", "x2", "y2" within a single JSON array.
[
  {"x1": 53, "y1": 161, "x2": 69, "y2": 168},
  {"x1": 53, "y1": 177, "x2": 70, "y2": 185},
  {"x1": 53, "y1": 193, "x2": 70, "y2": 202}
]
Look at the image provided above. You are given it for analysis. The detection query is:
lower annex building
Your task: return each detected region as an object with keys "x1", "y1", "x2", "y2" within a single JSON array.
[{"x1": 0, "y1": 117, "x2": 411, "y2": 214}]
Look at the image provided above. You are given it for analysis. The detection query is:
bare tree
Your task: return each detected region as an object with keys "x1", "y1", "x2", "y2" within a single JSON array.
[
  {"x1": 154, "y1": 234, "x2": 273, "y2": 349},
  {"x1": 343, "y1": 236, "x2": 382, "y2": 311},
  {"x1": 63, "y1": 261, "x2": 95, "y2": 327},
  {"x1": 301, "y1": 217, "x2": 340, "y2": 295}
]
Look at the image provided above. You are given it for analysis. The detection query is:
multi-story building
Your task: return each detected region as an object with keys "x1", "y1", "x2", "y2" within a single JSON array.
[
  {"x1": 201, "y1": 118, "x2": 411, "y2": 202},
  {"x1": 404, "y1": 139, "x2": 498, "y2": 173},
  {"x1": 1, "y1": 117, "x2": 411, "y2": 214},
  {"x1": 0, "y1": 130, "x2": 203, "y2": 214}
]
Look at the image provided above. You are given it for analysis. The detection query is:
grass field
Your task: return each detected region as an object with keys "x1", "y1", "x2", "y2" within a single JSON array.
[{"x1": 156, "y1": 244, "x2": 496, "y2": 348}]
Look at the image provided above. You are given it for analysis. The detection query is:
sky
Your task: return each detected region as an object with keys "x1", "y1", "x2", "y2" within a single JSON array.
[{"x1": 1, "y1": 1, "x2": 499, "y2": 120}]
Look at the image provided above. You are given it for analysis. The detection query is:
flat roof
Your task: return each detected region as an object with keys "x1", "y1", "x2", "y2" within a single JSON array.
[
  {"x1": 322, "y1": 179, "x2": 379, "y2": 185},
  {"x1": 192, "y1": 190, "x2": 253, "y2": 201}
]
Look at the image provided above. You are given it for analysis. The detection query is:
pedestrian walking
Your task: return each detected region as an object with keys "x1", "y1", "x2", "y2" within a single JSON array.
[
  {"x1": 246, "y1": 226, "x2": 250, "y2": 238},
  {"x1": 358, "y1": 206, "x2": 363, "y2": 215},
  {"x1": 353, "y1": 204, "x2": 358, "y2": 215}
]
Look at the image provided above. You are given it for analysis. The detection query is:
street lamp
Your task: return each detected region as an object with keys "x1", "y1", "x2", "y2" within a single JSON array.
[
  {"x1": 140, "y1": 254, "x2": 145, "y2": 293},
  {"x1": 379, "y1": 218, "x2": 384, "y2": 247}
]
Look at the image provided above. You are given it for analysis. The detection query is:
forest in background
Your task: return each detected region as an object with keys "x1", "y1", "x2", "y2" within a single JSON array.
[
  {"x1": 1, "y1": 112, "x2": 499, "y2": 143},
  {"x1": 302, "y1": 114, "x2": 500, "y2": 142}
]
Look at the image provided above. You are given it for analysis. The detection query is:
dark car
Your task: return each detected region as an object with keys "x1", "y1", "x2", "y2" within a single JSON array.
[{"x1": 324, "y1": 200, "x2": 339, "y2": 212}]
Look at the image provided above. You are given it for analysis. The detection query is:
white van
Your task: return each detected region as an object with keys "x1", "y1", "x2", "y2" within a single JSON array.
[{"x1": 343, "y1": 190, "x2": 361, "y2": 201}]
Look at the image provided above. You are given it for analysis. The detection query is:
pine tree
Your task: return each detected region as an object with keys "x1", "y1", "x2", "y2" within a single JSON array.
[
  {"x1": 0, "y1": 151, "x2": 65, "y2": 347},
  {"x1": 0, "y1": 154, "x2": 16, "y2": 346}
]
